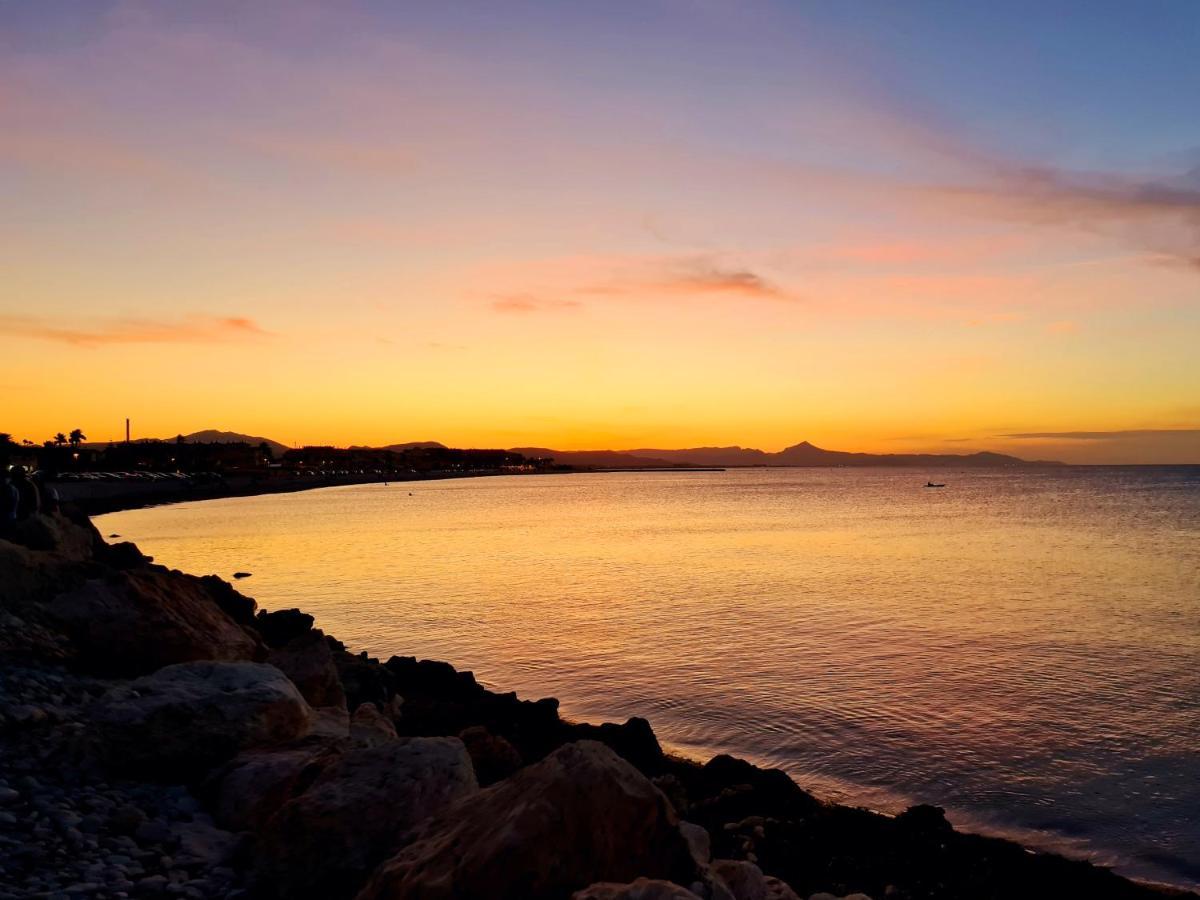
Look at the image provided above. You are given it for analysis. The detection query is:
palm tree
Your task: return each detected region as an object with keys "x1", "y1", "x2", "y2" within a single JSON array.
[
  {"x1": 68, "y1": 428, "x2": 86, "y2": 448},
  {"x1": 54, "y1": 432, "x2": 68, "y2": 446}
]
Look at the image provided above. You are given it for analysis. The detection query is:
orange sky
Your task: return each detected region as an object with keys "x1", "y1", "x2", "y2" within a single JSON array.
[{"x1": 2, "y1": 3, "x2": 1198, "y2": 464}]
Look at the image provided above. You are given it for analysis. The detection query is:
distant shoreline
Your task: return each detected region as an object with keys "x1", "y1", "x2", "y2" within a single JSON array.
[
  {"x1": 63, "y1": 462, "x2": 1200, "y2": 517},
  {"x1": 58, "y1": 470, "x2": 520, "y2": 516}
]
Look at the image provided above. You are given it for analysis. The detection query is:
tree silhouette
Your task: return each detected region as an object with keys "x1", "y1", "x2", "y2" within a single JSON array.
[
  {"x1": 68, "y1": 429, "x2": 86, "y2": 448},
  {"x1": 258, "y1": 441, "x2": 274, "y2": 462},
  {"x1": 54, "y1": 432, "x2": 68, "y2": 446}
]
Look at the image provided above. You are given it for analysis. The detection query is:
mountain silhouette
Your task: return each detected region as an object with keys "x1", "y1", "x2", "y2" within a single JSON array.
[
  {"x1": 183, "y1": 430, "x2": 290, "y2": 457},
  {"x1": 520, "y1": 441, "x2": 1061, "y2": 468}
]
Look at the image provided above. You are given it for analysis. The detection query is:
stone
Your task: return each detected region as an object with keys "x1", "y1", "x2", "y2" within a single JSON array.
[
  {"x1": 211, "y1": 741, "x2": 343, "y2": 832},
  {"x1": 49, "y1": 570, "x2": 264, "y2": 676},
  {"x1": 268, "y1": 630, "x2": 346, "y2": 708},
  {"x1": 5, "y1": 512, "x2": 99, "y2": 561},
  {"x1": 172, "y1": 819, "x2": 237, "y2": 870},
  {"x1": 103, "y1": 542, "x2": 151, "y2": 570},
  {"x1": 457, "y1": 725, "x2": 522, "y2": 786},
  {"x1": 256, "y1": 737, "x2": 477, "y2": 900},
  {"x1": 762, "y1": 876, "x2": 801, "y2": 900},
  {"x1": 679, "y1": 822, "x2": 711, "y2": 866},
  {"x1": 712, "y1": 860, "x2": 768, "y2": 900},
  {"x1": 89, "y1": 662, "x2": 312, "y2": 778},
  {"x1": 573, "y1": 879, "x2": 704, "y2": 900},
  {"x1": 110, "y1": 804, "x2": 147, "y2": 835},
  {"x1": 356, "y1": 741, "x2": 699, "y2": 900},
  {"x1": 349, "y1": 703, "x2": 398, "y2": 747},
  {"x1": 254, "y1": 609, "x2": 314, "y2": 649}
]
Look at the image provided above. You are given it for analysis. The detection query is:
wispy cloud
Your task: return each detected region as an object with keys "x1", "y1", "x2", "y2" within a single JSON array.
[
  {"x1": 0, "y1": 314, "x2": 272, "y2": 347},
  {"x1": 647, "y1": 260, "x2": 785, "y2": 299},
  {"x1": 481, "y1": 254, "x2": 792, "y2": 314},
  {"x1": 490, "y1": 295, "x2": 583, "y2": 314}
]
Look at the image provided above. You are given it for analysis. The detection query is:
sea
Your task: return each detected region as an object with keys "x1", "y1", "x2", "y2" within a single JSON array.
[{"x1": 97, "y1": 466, "x2": 1200, "y2": 889}]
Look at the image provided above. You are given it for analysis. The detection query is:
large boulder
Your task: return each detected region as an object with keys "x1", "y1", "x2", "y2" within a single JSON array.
[
  {"x1": 49, "y1": 568, "x2": 264, "y2": 675},
  {"x1": 90, "y1": 661, "x2": 312, "y2": 778},
  {"x1": 4, "y1": 512, "x2": 100, "y2": 561},
  {"x1": 356, "y1": 741, "x2": 699, "y2": 900},
  {"x1": 255, "y1": 737, "x2": 477, "y2": 900},
  {"x1": 574, "y1": 880, "x2": 704, "y2": 900},
  {"x1": 268, "y1": 629, "x2": 346, "y2": 708}
]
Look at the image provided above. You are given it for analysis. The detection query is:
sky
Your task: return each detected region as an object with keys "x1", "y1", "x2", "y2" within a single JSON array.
[{"x1": 2, "y1": 1, "x2": 1198, "y2": 463}]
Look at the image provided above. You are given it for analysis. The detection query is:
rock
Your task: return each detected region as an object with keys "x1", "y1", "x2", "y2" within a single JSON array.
[
  {"x1": 89, "y1": 662, "x2": 312, "y2": 778},
  {"x1": 712, "y1": 860, "x2": 768, "y2": 900},
  {"x1": 256, "y1": 736, "x2": 477, "y2": 900},
  {"x1": 196, "y1": 575, "x2": 258, "y2": 627},
  {"x1": 350, "y1": 703, "x2": 398, "y2": 747},
  {"x1": 110, "y1": 804, "x2": 147, "y2": 835},
  {"x1": 573, "y1": 879, "x2": 704, "y2": 900},
  {"x1": 102, "y1": 541, "x2": 151, "y2": 569},
  {"x1": 172, "y1": 818, "x2": 237, "y2": 869},
  {"x1": 356, "y1": 741, "x2": 698, "y2": 900},
  {"x1": 894, "y1": 804, "x2": 952, "y2": 836},
  {"x1": 762, "y1": 876, "x2": 801, "y2": 900},
  {"x1": 5, "y1": 512, "x2": 100, "y2": 560},
  {"x1": 572, "y1": 716, "x2": 666, "y2": 774},
  {"x1": 211, "y1": 741, "x2": 343, "y2": 831},
  {"x1": 336, "y1": 650, "x2": 398, "y2": 712},
  {"x1": 309, "y1": 705, "x2": 351, "y2": 740},
  {"x1": 457, "y1": 725, "x2": 522, "y2": 785},
  {"x1": 254, "y1": 609, "x2": 315, "y2": 649},
  {"x1": 268, "y1": 630, "x2": 346, "y2": 708},
  {"x1": 135, "y1": 820, "x2": 171, "y2": 844},
  {"x1": 49, "y1": 570, "x2": 264, "y2": 676},
  {"x1": 680, "y1": 821, "x2": 711, "y2": 865}
]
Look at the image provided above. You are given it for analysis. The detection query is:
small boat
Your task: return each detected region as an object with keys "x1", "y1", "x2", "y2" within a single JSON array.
[{"x1": 925, "y1": 481, "x2": 945, "y2": 488}]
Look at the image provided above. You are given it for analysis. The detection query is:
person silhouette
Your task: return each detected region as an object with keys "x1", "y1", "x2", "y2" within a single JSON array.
[
  {"x1": 8, "y1": 466, "x2": 41, "y2": 519},
  {"x1": 2, "y1": 469, "x2": 18, "y2": 525}
]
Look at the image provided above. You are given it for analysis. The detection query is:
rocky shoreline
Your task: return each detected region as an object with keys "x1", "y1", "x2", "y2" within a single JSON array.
[{"x1": 1, "y1": 511, "x2": 1192, "y2": 900}]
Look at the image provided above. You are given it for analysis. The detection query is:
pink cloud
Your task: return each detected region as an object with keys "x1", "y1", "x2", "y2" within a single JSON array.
[{"x1": 0, "y1": 314, "x2": 272, "y2": 346}]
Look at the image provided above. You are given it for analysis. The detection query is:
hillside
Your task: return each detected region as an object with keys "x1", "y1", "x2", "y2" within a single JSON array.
[
  {"x1": 519, "y1": 440, "x2": 1061, "y2": 468},
  {"x1": 180, "y1": 430, "x2": 291, "y2": 458}
]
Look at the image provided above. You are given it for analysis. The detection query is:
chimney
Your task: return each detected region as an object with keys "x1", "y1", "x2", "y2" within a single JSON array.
[{"x1": 125, "y1": 418, "x2": 130, "y2": 443}]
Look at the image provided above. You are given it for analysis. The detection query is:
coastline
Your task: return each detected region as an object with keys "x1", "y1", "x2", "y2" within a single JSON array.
[
  {"x1": 1, "y1": 511, "x2": 1194, "y2": 900},
  {"x1": 53, "y1": 470, "x2": 543, "y2": 517}
]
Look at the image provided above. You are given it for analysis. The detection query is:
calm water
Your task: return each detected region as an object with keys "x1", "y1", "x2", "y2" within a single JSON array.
[{"x1": 99, "y1": 468, "x2": 1200, "y2": 888}]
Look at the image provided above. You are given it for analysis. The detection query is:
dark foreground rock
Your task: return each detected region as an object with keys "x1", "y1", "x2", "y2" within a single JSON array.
[
  {"x1": 356, "y1": 741, "x2": 698, "y2": 900},
  {"x1": 89, "y1": 661, "x2": 313, "y2": 779},
  {"x1": 1, "y1": 512, "x2": 1193, "y2": 900}
]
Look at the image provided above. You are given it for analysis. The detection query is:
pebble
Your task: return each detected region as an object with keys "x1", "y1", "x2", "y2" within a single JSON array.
[{"x1": 1, "y1": 664, "x2": 247, "y2": 898}]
